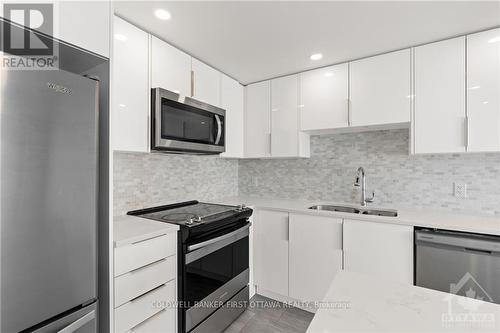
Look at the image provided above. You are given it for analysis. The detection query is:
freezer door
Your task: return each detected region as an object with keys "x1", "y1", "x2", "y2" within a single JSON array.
[{"x1": 1, "y1": 68, "x2": 98, "y2": 332}]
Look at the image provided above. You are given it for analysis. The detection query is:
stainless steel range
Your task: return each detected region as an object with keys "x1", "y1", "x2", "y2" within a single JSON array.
[{"x1": 128, "y1": 201, "x2": 253, "y2": 333}]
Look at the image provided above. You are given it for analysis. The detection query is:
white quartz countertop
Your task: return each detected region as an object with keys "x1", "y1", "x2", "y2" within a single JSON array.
[
  {"x1": 114, "y1": 215, "x2": 179, "y2": 247},
  {"x1": 306, "y1": 270, "x2": 500, "y2": 332},
  {"x1": 211, "y1": 196, "x2": 500, "y2": 236}
]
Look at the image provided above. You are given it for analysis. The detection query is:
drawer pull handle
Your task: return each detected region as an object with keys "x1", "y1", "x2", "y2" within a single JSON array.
[
  {"x1": 129, "y1": 309, "x2": 167, "y2": 332},
  {"x1": 131, "y1": 233, "x2": 167, "y2": 245},
  {"x1": 129, "y1": 258, "x2": 167, "y2": 274},
  {"x1": 129, "y1": 284, "x2": 166, "y2": 303}
]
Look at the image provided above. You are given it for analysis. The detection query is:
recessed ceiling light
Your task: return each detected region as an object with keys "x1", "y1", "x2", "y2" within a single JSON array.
[
  {"x1": 155, "y1": 9, "x2": 171, "y2": 20},
  {"x1": 114, "y1": 34, "x2": 127, "y2": 41},
  {"x1": 468, "y1": 86, "x2": 480, "y2": 90},
  {"x1": 488, "y1": 36, "x2": 500, "y2": 43},
  {"x1": 310, "y1": 53, "x2": 323, "y2": 61},
  {"x1": 324, "y1": 72, "x2": 333, "y2": 77}
]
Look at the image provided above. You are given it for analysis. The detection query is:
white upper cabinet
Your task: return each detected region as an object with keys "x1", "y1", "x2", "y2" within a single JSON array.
[
  {"x1": 299, "y1": 64, "x2": 349, "y2": 132},
  {"x1": 413, "y1": 37, "x2": 466, "y2": 154},
  {"x1": 57, "y1": 1, "x2": 110, "y2": 57},
  {"x1": 191, "y1": 58, "x2": 221, "y2": 107},
  {"x1": 112, "y1": 16, "x2": 149, "y2": 152},
  {"x1": 467, "y1": 28, "x2": 500, "y2": 152},
  {"x1": 220, "y1": 74, "x2": 245, "y2": 158},
  {"x1": 271, "y1": 75, "x2": 310, "y2": 157},
  {"x1": 151, "y1": 36, "x2": 191, "y2": 96},
  {"x1": 245, "y1": 81, "x2": 271, "y2": 158},
  {"x1": 289, "y1": 213, "x2": 342, "y2": 303},
  {"x1": 350, "y1": 49, "x2": 411, "y2": 127},
  {"x1": 343, "y1": 219, "x2": 413, "y2": 285}
]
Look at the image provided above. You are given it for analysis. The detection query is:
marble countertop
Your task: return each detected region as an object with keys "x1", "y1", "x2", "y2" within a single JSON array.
[
  {"x1": 114, "y1": 215, "x2": 179, "y2": 247},
  {"x1": 211, "y1": 196, "x2": 500, "y2": 236},
  {"x1": 306, "y1": 270, "x2": 500, "y2": 332}
]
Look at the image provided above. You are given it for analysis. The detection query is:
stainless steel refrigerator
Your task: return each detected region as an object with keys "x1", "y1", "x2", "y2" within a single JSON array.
[{"x1": 1, "y1": 52, "x2": 99, "y2": 332}]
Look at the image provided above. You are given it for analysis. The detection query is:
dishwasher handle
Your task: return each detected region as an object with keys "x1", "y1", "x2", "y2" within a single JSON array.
[{"x1": 415, "y1": 230, "x2": 500, "y2": 254}]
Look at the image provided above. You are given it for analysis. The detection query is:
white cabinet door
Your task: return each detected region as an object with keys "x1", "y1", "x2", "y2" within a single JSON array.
[
  {"x1": 151, "y1": 36, "x2": 191, "y2": 96},
  {"x1": 343, "y1": 219, "x2": 413, "y2": 284},
  {"x1": 253, "y1": 209, "x2": 289, "y2": 297},
  {"x1": 414, "y1": 37, "x2": 466, "y2": 154},
  {"x1": 57, "y1": 1, "x2": 110, "y2": 57},
  {"x1": 245, "y1": 81, "x2": 271, "y2": 158},
  {"x1": 467, "y1": 28, "x2": 500, "y2": 152},
  {"x1": 271, "y1": 75, "x2": 310, "y2": 157},
  {"x1": 350, "y1": 49, "x2": 411, "y2": 126},
  {"x1": 300, "y1": 64, "x2": 349, "y2": 131},
  {"x1": 112, "y1": 16, "x2": 149, "y2": 152},
  {"x1": 191, "y1": 58, "x2": 221, "y2": 107},
  {"x1": 220, "y1": 75, "x2": 244, "y2": 158},
  {"x1": 289, "y1": 213, "x2": 342, "y2": 303}
]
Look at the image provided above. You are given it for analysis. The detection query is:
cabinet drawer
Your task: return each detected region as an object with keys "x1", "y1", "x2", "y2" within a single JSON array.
[
  {"x1": 115, "y1": 256, "x2": 176, "y2": 307},
  {"x1": 115, "y1": 281, "x2": 176, "y2": 333},
  {"x1": 115, "y1": 233, "x2": 176, "y2": 277},
  {"x1": 128, "y1": 308, "x2": 176, "y2": 333}
]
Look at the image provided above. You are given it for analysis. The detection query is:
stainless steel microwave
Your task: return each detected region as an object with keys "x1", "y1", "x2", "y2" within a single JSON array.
[{"x1": 151, "y1": 88, "x2": 225, "y2": 154}]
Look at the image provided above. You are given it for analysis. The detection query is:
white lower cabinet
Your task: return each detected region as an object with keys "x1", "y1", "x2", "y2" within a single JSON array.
[
  {"x1": 114, "y1": 233, "x2": 177, "y2": 333},
  {"x1": 343, "y1": 219, "x2": 413, "y2": 284},
  {"x1": 289, "y1": 213, "x2": 343, "y2": 303},
  {"x1": 253, "y1": 209, "x2": 289, "y2": 296}
]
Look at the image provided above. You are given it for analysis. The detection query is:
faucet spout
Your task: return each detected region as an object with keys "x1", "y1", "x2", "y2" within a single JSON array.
[{"x1": 354, "y1": 167, "x2": 374, "y2": 206}]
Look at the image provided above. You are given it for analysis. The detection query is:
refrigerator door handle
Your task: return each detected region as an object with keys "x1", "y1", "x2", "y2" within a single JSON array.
[{"x1": 57, "y1": 310, "x2": 95, "y2": 333}]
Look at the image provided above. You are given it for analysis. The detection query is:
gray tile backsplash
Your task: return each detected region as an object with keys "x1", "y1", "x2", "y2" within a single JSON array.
[
  {"x1": 113, "y1": 152, "x2": 239, "y2": 216},
  {"x1": 114, "y1": 129, "x2": 500, "y2": 217},
  {"x1": 239, "y1": 129, "x2": 500, "y2": 216}
]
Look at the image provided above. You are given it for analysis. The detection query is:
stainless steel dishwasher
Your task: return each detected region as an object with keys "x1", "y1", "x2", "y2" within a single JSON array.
[{"x1": 415, "y1": 228, "x2": 500, "y2": 304}]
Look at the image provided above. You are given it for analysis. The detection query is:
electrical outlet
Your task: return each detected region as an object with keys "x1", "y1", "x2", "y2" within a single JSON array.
[{"x1": 454, "y1": 182, "x2": 467, "y2": 199}]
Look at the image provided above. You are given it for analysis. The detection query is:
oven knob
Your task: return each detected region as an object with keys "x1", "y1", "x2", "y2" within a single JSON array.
[{"x1": 187, "y1": 216, "x2": 202, "y2": 225}]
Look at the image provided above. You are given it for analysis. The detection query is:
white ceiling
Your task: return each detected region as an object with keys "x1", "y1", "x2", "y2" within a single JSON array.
[{"x1": 114, "y1": 1, "x2": 500, "y2": 85}]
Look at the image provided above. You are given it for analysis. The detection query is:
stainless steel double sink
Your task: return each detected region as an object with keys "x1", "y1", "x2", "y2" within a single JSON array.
[{"x1": 308, "y1": 204, "x2": 398, "y2": 217}]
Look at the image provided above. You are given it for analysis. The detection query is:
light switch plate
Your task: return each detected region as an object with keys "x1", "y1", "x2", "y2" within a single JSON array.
[{"x1": 454, "y1": 182, "x2": 467, "y2": 199}]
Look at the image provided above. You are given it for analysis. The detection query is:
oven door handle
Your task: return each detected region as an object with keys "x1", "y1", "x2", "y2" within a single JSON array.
[
  {"x1": 188, "y1": 223, "x2": 250, "y2": 251},
  {"x1": 185, "y1": 223, "x2": 250, "y2": 264}
]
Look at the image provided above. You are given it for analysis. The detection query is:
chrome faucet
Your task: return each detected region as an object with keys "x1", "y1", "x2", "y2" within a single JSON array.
[{"x1": 354, "y1": 167, "x2": 375, "y2": 206}]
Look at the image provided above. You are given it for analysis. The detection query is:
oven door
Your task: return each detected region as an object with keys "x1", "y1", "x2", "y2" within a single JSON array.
[
  {"x1": 184, "y1": 223, "x2": 250, "y2": 332},
  {"x1": 152, "y1": 88, "x2": 225, "y2": 154}
]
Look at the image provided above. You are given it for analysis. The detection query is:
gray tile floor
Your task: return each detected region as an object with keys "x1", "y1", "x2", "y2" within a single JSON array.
[{"x1": 223, "y1": 294, "x2": 314, "y2": 333}]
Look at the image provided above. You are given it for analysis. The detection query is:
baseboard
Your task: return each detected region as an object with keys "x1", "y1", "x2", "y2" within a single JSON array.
[{"x1": 255, "y1": 287, "x2": 317, "y2": 314}]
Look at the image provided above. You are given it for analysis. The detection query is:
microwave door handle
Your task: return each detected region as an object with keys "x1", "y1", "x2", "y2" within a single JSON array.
[{"x1": 215, "y1": 114, "x2": 222, "y2": 145}]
